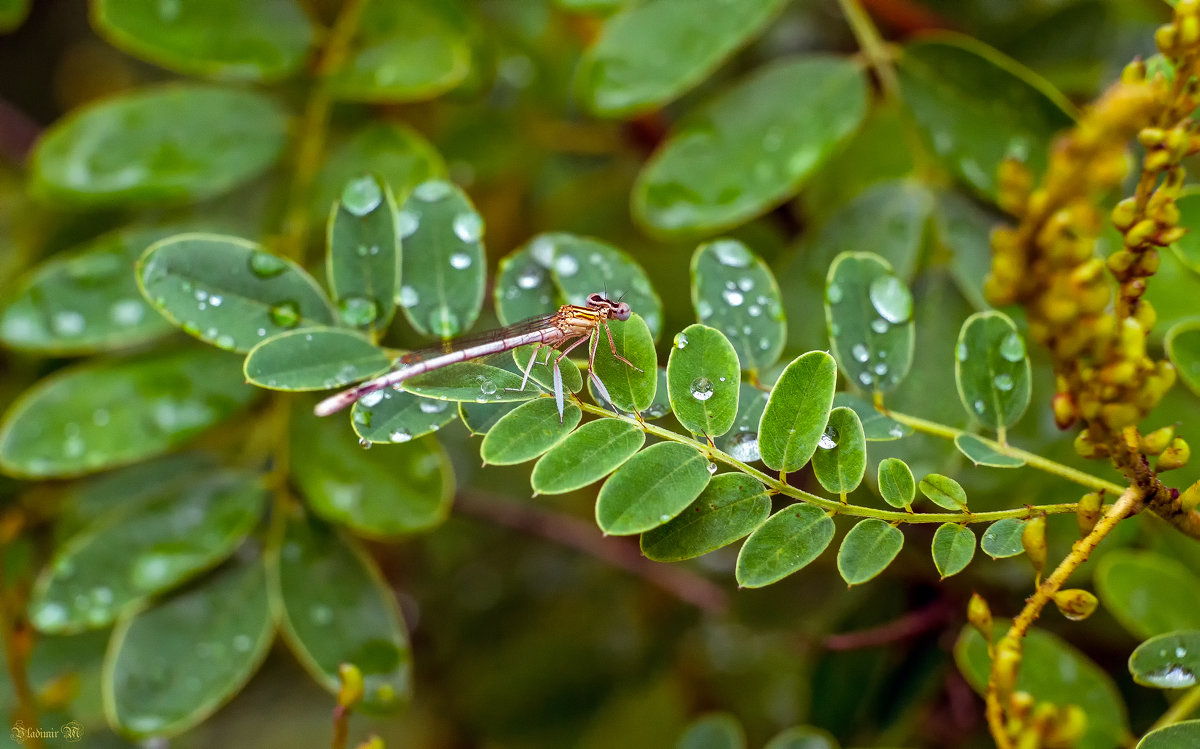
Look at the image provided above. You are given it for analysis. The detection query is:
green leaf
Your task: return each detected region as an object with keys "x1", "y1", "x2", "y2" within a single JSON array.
[
  {"x1": 576, "y1": 0, "x2": 788, "y2": 117},
  {"x1": 244, "y1": 328, "x2": 391, "y2": 391},
  {"x1": 543, "y1": 233, "x2": 664, "y2": 338},
  {"x1": 92, "y1": 0, "x2": 314, "y2": 82},
  {"x1": 396, "y1": 180, "x2": 485, "y2": 338},
  {"x1": 936, "y1": 188, "x2": 1000, "y2": 312},
  {"x1": 353, "y1": 389, "x2": 458, "y2": 445},
  {"x1": 811, "y1": 407, "x2": 866, "y2": 494},
  {"x1": 31, "y1": 85, "x2": 288, "y2": 206},
  {"x1": 918, "y1": 473, "x2": 968, "y2": 511},
  {"x1": 0, "y1": 0, "x2": 28, "y2": 31},
  {"x1": 837, "y1": 518, "x2": 904, "y2": 586},
  {"x1": 634, "y1": 56, "x2": 868, "y2": 236},
  {"x1": 494, "y1": 241, "x2": 558, "y2": 326},
  {"x1": 595, "y1": 442, "x2": 711, "y2": 535},
  {"x1": 0, "y1": 347, "x2": 256, "y2": 478},
  {"x1": 981, "y1": 518, "x2": 1027, "y2": 559},
  {"x1": 735, "y1": 504, "x2": 835, "y2": 588},
  {"x1": 896, "y1": 34, "x2": 1075, "y2": 201},
  {"x1": 1137, "y1": 721, "x2": 1200, "y2": 749},
  {"x1": 313, "y1": 123, "x2": 445, "y2": 216},
  {"x1": 690, "y1": 239, "x2": 786, "y2": 372},
  {"x1": 138, "y1": 233, "x2": 336, "y2": 353},
  {"x1": 955, "y1": 311, "x2": 1031, "y2": 431},
  {"x1": 291, "y1": 405, "x2": 452, "y2": 537},
  {"x1": 271, "y1": 517, "x2": 411, "y2": 712},
  {"x1": 640, "y1": 474, "x2": 770, "y2": 562},
  {"x1": 1165, "y1": 318, "x2": 1200, "y2": 398},
  {"x1": 667, "y1": 324, "x2": 740, "y2": 437},
  {"x1": 675, "y1": 712, "x2": 746, "y2": 749},
  {"x1": 825, "y1": 252, "x2": 914, "y2": 394},
  {"x1": 757, "y1": 351, "x2": 837, "y2": 473},
  {"x1": 931, "y1": 523, "x2": 976, "y2": 578},
  {"x1": 401, "y1": 361, "x2": 540, "y2": 404},
  {"x1": 877, "y1": 457, "x2": 915, "y2": 510},
  {"x1": 27, "y1": 471, "x2": 266, "y2": 634},
  {"x1": 458, "y1": 401, "x2": 520, "y2": 436},
  {"x1": 762, "y1": 726, "x2": 839, "y2": 749},
  {"x1": 1095, "y1": 551, "x2": 1200, "y2": 639},
  {"x1": 956, "y1": 625, "x2": 1128, "y2": 749},
  {"x1": 714, "y1": 383, "x2": 769, "y2": 463},
  {"x1": 481, "y1": 399, "x2": 583, "y2": 466},
  {"x1": 832, "y1": 392, "x2": 911, "y2": 441},
  {"x1": 326, "y1": 174, "x2": 400, "y2": 334},
  {"x1": 104, "y1": 558, "x2": 273, "y2": 739},
  {"x1": 530, "y1": 418, "x2": 645, "y2": 495},
  {"x1": 0, "y1": 225, "x2": 179, "y2": 354},
  {"x1": 514, "y1": 346, "x2": 584, "y2": 396},
  {"x1": 592, "y1": 314, "x2": 658, "y2": 413},
  {"x1": 953, "y1": 433, "x2": 1026, "y2": 467},
  {"x1": 326, "y1": 0, "x2": 470, "y2": 102},
  {"x1": 1128, "y1": 631, "x2": 1200, "y2": 689}
]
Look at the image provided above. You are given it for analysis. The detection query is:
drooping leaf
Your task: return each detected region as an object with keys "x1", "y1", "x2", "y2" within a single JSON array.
[
  {"x1": 313, "y1": 122, "x2": 445, "y2": 215},
  {"x1": 757, "y1": 351, "x2": 837, "y2": 473},
  {"x1": 981, "y1": 518, "x2": 1027, "y2": 559},
  {"x1": 690, "y1": 239, "x2": 786, "y2": 373},
  {"x1": 832, "y1": 392, "x2": 911, "y2": 441},
  {"x1": 530, "y1": 418, "x2": 646, "y2": 495},
  {"x1": 735, "y1": 504, "x2": 835, "y2": 588},
  {"x1": 837, "y1": 518, "x2": 904, "y2": 585},
  {"x1": 955, "y1": 311, "x2": 1031, "y2": 431},
  {"x1": 1095, "y1": 551, "x2": 1200, "y2": 639},
  {"x1": 138, "y1": 233, "x2": 336, "y2": 353},
  {"x1": 481, "y1": 399, "x2": 583, "y2": 466},
  {"x1": 918, "y1": 473, "x2": 968, "y2": 511},
  {"x1": 641, "y1": 474, "x2": 770, "y2": 562},
  {"x1": 31, "y1": 85, "x2": 288, "y2": 206},
  {"x1": 667, "y1": 324, "x2": 740, "y2": 437},
  {"x1": 634, "y1": 56, "x2": 868, "y2": 236},
  {"x1": 1128, "y1": 631, "x2": 1200, "y2": 689},
  {"x1": 811, "y1": 407, "x2": 865, "y2": 494},
  {"x1": 931, "y1": 523, "x2": 976, "y2": 578},
  {"x1": 353, "y1": 389, "x2": 459, "y2": 445},
  {"x1": 825, "y1": 252, "x2": 914, "y2": 394},
  {"x1": 595, "y1": 442, "x2": 711, "y2": 535},
  {"x1": 1165, "y1": 318, "x2": 1200, "y2": 398},
  {"x1": 953, "y1": 433, "x2": 1026, "y2": 467},
  {"x1": 877, "y1": 457, "x2": 915, "y2": 510},
  {"x1": 326, "y1": 174, "x2": 400, "y2": 335},
  {"x1": 395, "y1": 179, "x2": 485, "y2": 338},
  {"x1": 27, "y1": 471, "x2": 267, "y2": 634},
  {"x1": 0, "y1": 347, "x2": 256, "y2": 478},
  {"x1": 271, "y1": 516, "x2": 411, "y2": 712},
  {"x1": 592, "y1": 314, "x2": 658, "y2": 413},
  {"x1": 675, "y1": 712, "x2": 746, "y2": 749},
  {"x1": 104, "y1": 557, "x2": 273, "y2": 738},
  {"x1": 244, "y1": 328, "x2": 391, "y2": 391}
]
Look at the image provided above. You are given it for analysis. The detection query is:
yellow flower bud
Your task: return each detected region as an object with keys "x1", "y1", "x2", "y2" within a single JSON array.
[
  {"x1": 1180, "y1": 14, "x2": 1200, "y2": 46},
  {"x1": 995, "y1": 640, "x2": 1024, "y2": 696},
  {"x1": 1022, "y1": 515, "x2": 1047, "y2": 579},
  {"x1": 1140, "y1": 425, "x2": 1175, "y2": 454},
  {"x1": 1052, "y1": 393, "x2": 1077, "y2": 429},
  {"x1": 337, "y1": 663, "x2": 364, "y2": 708},
  {"x1": 1101, "y1": 403, "x2": 1142, "y2": 429},
  {"x1": 1157, "y1": 437, "x2": 1191, "y2": 471},
  {"x1": 1134, "y1": 300, "x2": 1157, "y2": 330},
  {"x1": 1077, "y1": 492, "x2": 1102, "y2": 535},
  {"x1": 968, "y1": 593, "x2": 993, "y2": 643},
  {"x1": 1180, "y1": 480, "x2": 1200, "y2": 512},
  {"x1": 1053, "y1": 588, "x2": 1099, "y2": 620},
  {"x1": 1138, "y1": 128, "x2": 1167, "y2": 148}
]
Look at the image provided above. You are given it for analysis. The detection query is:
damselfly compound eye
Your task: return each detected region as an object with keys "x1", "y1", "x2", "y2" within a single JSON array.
[{"x1": 614, "y1": 302, "x2": 632, "y2": 321}]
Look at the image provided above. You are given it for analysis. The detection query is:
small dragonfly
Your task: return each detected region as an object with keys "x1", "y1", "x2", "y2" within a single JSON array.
[{"x1": 313, "y1": 292, "x2": 640, "y2": 420}]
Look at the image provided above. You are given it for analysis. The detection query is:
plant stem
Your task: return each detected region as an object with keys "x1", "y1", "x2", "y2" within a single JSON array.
[
  {"x1": 0, "y1": 549, "x2": 43, "y2": 749},
  {"x1": 1149, "y1": 683, "x2": 1200, "y2": 732},
  {"x1": 837, "y1": 0, "x2": 899, "y2": 99}
]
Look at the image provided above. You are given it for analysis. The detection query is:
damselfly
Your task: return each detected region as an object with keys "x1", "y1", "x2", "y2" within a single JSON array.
[{"x1": 314, "y1": 293, "x2": 640, "y2": 420}]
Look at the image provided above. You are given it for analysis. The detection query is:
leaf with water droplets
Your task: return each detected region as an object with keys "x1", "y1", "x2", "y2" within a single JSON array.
[
  {"x1": 1165, "y1": 319, "x2": 1200, "y2": 398},
  {"x1": 27, "y1": 471, "x2": 266, "y2": 634},
  {"x1": 714, "y1": 383, "x2": 769, "y2": 463},
  {"x1": 811, "y1": 407, "x2": 865, "y2": 494},
  {"x1": 595, "y1": 442, "x2": 710, "y2": 535},
  {"x1": 494, "y1": 240, "x2": 559, "y2": 326},
  {"x1": 290, "y1": 404, "x2": 452, "y2": 537},
  {"x1": 31, "y1": 85, "x2": 288, "y2": 206},
  {"x1": 104, "y1": 556, "x2": 273, "y2": 739},
  {"x1": 271, "y1": 516, "x2": 411, "y2": 712},
  {"x1": 955, "y1": 311, "x2": 1031, "y2": 432},
  {"x1": 634, "y1": 56, "x2": 868, "y2": 236},
  {"x1": 825, "y1": 252, "x2": 914, "y2": 394},
  {"x1": 530, "y1": 418, "x2": 645, "y2": 495},
  {"x1": 513, "y1": 345, "x2": 584, "y2": 395},
  {"x1": 831, "y1": 392, "x2": 911, "y2": 441},
  {"x1": 0, "y1": 347, "x2": 256, "y2": 479},
  {"x1": 639, "y1": 367, "x2": 673, "y2": 420},
  {"x1": 93, "y1": 0, "x2": 314, "y2": 82},
  {"x1": 395, "y1": 180, "x2": 485, "y2": 339},
  {"x1": 1131, "y1": 635, "x2": 1200, "y2": 689},
  {"x1": 980, "y1": 518, "x2": 1026, "y2": 559},
  {"x1": 313, "y1": 123, "x2": 445, "y2": 216},
  {"x1": 576, "y1": 0, "x2": 789, "y2": 117},
  {"x1": 0, "y1": 225, "x2": 179, "y2": 354},
  {"x1": 666, "y1": 323, "x2": 740, "y2": 437},
  {"x1": 877, "y1": 457, "x2": 915, "y2": 510},
  {"x1": 735, "y1": 504, "x2": 835, "y2": 588},
  {"x1": 954, "y1": 433, "x2": 1026, "y2": 467},
  {"x1": 757, "y1": 351, "x2": 837, "y2": 473},
  {"x1": 897, "y1": 35, "x2": 1075, "y2": 201},
  {"x1": 591, "y1": 313, "x2": 658, "y2": 413},
  {"x1": 931, "y1": 523, "x2": 976, "y2": 578},
  {"x1": 640, "y1": 474, "x2": 770, "y2": 562},
  {"x1": 326, "y1": 174, "x2": 400, "y2": 335},
  {"x1": 458, "y1": 401, "x2": 520, "y2": 436},
  {"x1": 675, "y1": 712, "x2": 746, "y2": 749},
  {"x1": 837, "y1": 518, "x2": 904, "y2": 585},
  {"x1": 138, "y1": 233, "x2": 336, "y2": 353},
  {"x1": 326, "y1": 0, "x2": 469, "y2": 101},
  {"x1": 1137, "y1": 722, "x2": 1200, "y2": 749},
  {"x1": 353, "y1": 389, "x2": 459, "y2": 445},
  {"x1": 1096, "y1": 551, "x2": 1200, "y2": 639},
  {"x1": 544, "y1": 233, "x2": 664, "y2": 338},
  {"x1": 690, "y1": 239, "x2": 786, "y2": 372},
  {"x1": 918, "y1": 473, "x2": 968, "y2": 511},
  {"x1": 402, "y1": 361, "x2": 539, "y2": 404},
  {"x1": 481, "y1": 399, "x2": 583, "y2": 466},
  {"x1": 244, "y1": 327, "x2": 391, "y2": 391}
]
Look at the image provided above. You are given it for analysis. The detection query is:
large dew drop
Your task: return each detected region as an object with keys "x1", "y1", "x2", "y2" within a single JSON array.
[
  {"x1": 341, "y1": 176, "x2": 383, "y2": 216},
  {"x1": 338, "y1": 296, "x2": 379, "y2": 327},
  {"x1": 249, "y1": 251, "x2": 287, "y2": 278},
  {"x1": 818, "y1": 425, "x2": 839, "y2": 449},
  {"x1": 999, "y1": 330, "x2": 1026, "y2": 362},
  {"x1": 868, "y1": 275, "x2": 913, "y2": 324},
  {"x1": 709, "y1": 239, "x2": 752, "y2": 268},
  {"x1": 452, "y1": 212, "x2": 483, "y2": 243},
  {"x1": 269, "y1": 301, "x2": 301, "y2": 328},
  {"x1": 690, "y1": 377, "x2": 715, "y2": 401}
]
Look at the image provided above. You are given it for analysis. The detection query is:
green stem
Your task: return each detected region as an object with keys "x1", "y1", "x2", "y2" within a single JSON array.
[{"x1": 836, "y1": 0, "x2": 899, "y2": 99}]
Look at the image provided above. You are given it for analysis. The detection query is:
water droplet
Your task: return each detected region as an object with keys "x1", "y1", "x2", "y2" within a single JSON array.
[
  {"x1": 706, "y1": 462, "x2": 719, "y2": 474},
  {"x1": 215, "y1": 334, "x2": 236, "y2": 350},
  {"x1": 249, "y1": 251, "x2": 287, "y2": 278},
  {"x1": 827, "y1": 284, "x2": 843, "y2": 304},
  {"x1": 873, "y1": 362, "x2": 889, "y2": 376},
  {"x1": 554, "y1": 254, "x2": 579, "y2": 277},
  {"x1": 709, "y1": 239, "x2": 751, "y2": 268},
  {"x1": 110, "y1": 299, "x2": 145, "y2": 326},
  {"x1": 999, "y1": 331, "x2": 1026, "y2": 362},
  {"x1": 341, "y1": 176, "x2": 383, "y2": 216},
  {"x1": 690, "y1": 377, "x2": 715, "y2": 401},
  {"x1": 309, "y1": 605, "x2": 334, "y2": 625},
  {"x1": 359, "y1": 391, "x2": 384, "y2": 408},
  {"x1": 389, "y1": 429, "x2": 412, "y2": 443},
  {"x1": 1177, "y1": 646, "x2": 1189, "y2": 659},
  {"x1": 359, "y1": 438, "x2": 372, "y2": 449},
  {"x1": 858, "y1": 371, "x2": 874, "y2": 386},
  {"x1": 722, "y1": 288, "x2": 744, "y2": 306},
  {"x1": 269, "y1": 301, "x2": 301, "y2": 328},
  {"x1": 956, "y1": 342, "x2": 970, "y2": 361},
  {"x1": 32, "y1": 601, "x2": 68, "y2": 629},
  {"x1": 419, "y1": 399, "x2": 448, "y2": 414},
  {"x1": 674, "y1": 332, "x2": 689, "y2": 349},
  {"x1": 758, "y1": 338, "x2": 770, "y2": 350},
  {"x1": 696, "y1": 300, "x2": 714, "y2": 320},
  {"x1": 480, "y1": 380, "x2": 498, "y2": 396},
  {"x1": 852, "y1": 343, "x2": 870, "y2": 363},
  {"x1": 737, "y1": 277, "x2": 754, "y2": 292},
  {"x1": 974, "y1": 399, "x2": 986, "y2": 414},
  {"x1": 233, "y1": 634, "x2": 254, "y2": 653},
  {"x1": 339, "y1": 296, "x2": 379, "y2": 327},
  {"x1": 397, "y1": 285, "x2": 420, "y2": 308},
  {"x1": 870, "y1": 318, "x2": 889, "y2": 334},
  {"x1": 1143, "y1": 664, "x2": 1197, "y2": 688},
  {"x1": 52, "y1": 310, "x2": 85, "y2": 336},
  {"x1": 413, "y1": 180, "x2": 452, "y2": 201},
  {"x1": 994, "y1": 373, "x2": 1014, "y2": 391},
  {"x1": 747, "y1": 304, "x2": 762, "y2": 317},
  {"x1": 868, "y1": 275, "x2": 913, "y2": 324},
  {"x1": 449, "y1": 252, "x2": 473, "y2": 270},
  {"x1": 659, "y1": 513, "x2": 671, "y2": 522},
  {"x1": 452, "y1": 212, "x2": 483, "y2": 242},
  {"x1": 132, "y1": 554, "x2": 173, "y2": 590},
  {"x1": 430, "y1": 307, "x2": 461, "y2": 337},
  {"x1": 818, "y1": 425, "x2": 838, "y2": 449},
  {"x1": 209, "y1": 295, "x2": 223, "y2": 307},
  {"x1": 92, "y1": 408, "x2": 110, "y2": 426},
  {"x1": 728, "y1": 431, "x2": 761, "y2": 462},
  {"x1": 516, "y1": 264, "x2": 543, "y2": 289}
]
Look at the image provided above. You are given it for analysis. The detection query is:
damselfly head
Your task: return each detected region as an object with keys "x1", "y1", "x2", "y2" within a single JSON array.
[{"x1": 585, "y1": 292, "x2": 632, "y2": 321}]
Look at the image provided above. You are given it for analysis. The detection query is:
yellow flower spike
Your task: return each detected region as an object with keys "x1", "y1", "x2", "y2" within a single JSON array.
[
  {"x1": 1134, "y1": 249, "x2": 1161, "y2": 274},
  {"x1": 1145, "y1": 148, "x2": 1176, "y2": 172},
  {"x1": 1068, "y1": 258, "x2": 1105, "y2": 285},
  {"x1": 337, "y1": 663, "x2": 365, "y2": 708},
  {"x1": 1022, "y1": 515, "x2": 1047, "y2": 579},
  {"x1": 1101, "y1": 402, "x2": 1142, "y2": 429},
  {"x1": 1120, "y1": 425, "x2": 1141, "y2": 451},
  {"x1": 1140, "y1": 424, "x2": 1175, "y2": 455},
  {"x1": 1159, "y1": 225, "x2": 1187, "y2": 244},
  {"x1": 1077, "y1": 492, "x2": 1102, "y2": 535},
  {"x1": 1119, "y1": 318, "x2": 1147, "y2": 359},
  {"x1": 1099, "y1": 360, "x2": 1137, "y2": 385},
  {"x1": 1010, "y1": 690, "x2": 1035, "y2": 721},
  {"x1": 1107, "y1": 249, "x2": 1136, "y2": 277},
  {"x1": 1156, "y1": 25, "x2": 1179, "y2": 55},
  {"x1": 1122, "y1": 59, "x2": 1147, "y2": 83},
  {"x1": 1125, "y1": 218, "x2": 1160, "y2": 247},
  {"x1": 1052, "y1": 588, "x2": 1099, "y2": 620},
  {"x1": 1180, "y1": 14, "x2": 1200, "y2": 46},
  {"x1": 1157, "y1": 437, "x2": 1191, "y2": 471},
  {"x1": 994, "y1": 640, "x2": 1024, "y2": 696},
  {"x1": 1047, "y1": 705, "x2": 1088, "y2": 747},
  {"x1": 1133, "y1": 299, "x2": 1157, "y2": 330},
  {"x1": 1052, "y1": 392, "x2": 1078, "y2": 429}
]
